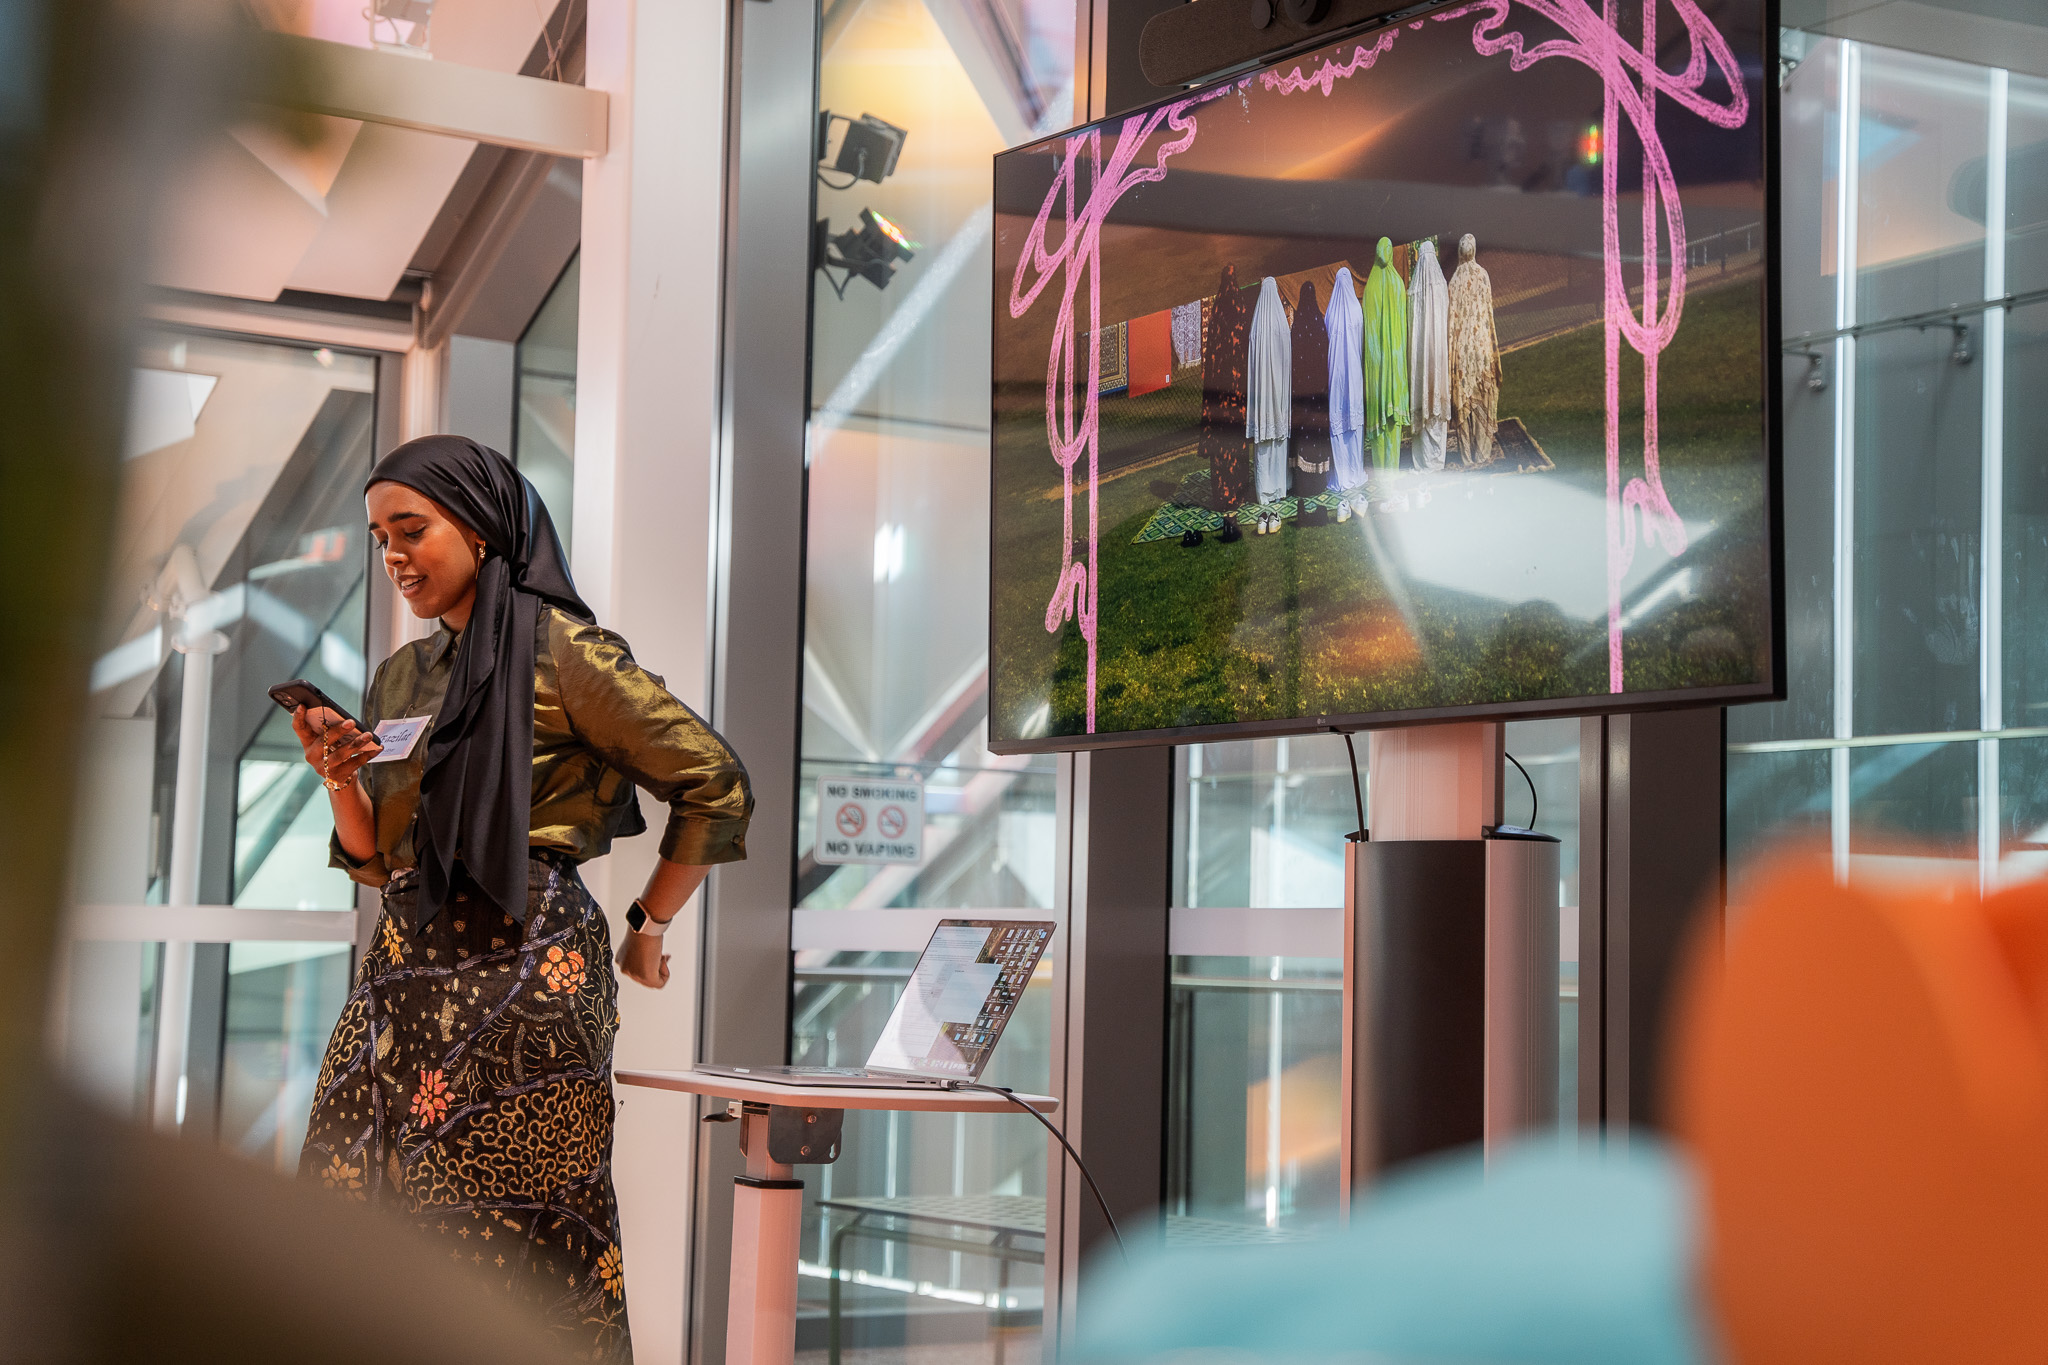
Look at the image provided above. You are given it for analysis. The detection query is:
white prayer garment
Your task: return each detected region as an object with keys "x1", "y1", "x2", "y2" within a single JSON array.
[
  {"x1": 1408, "y1": 239, "x2": 1451, "y2": 473},
  {"x1": 1325, "y1": 267, "x2": 1367, "y2": 490},
  {"x1": 1246, "y1": 276, "x2": 1293, "y2": 506},
  {"x1": 1255, "y1": 440, "x2": 1289, "y2": 503}
]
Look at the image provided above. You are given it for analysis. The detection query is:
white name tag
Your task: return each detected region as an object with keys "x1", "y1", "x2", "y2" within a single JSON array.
[{"x1": 365, "y1": 715, "x2": 432, "y2": 763}]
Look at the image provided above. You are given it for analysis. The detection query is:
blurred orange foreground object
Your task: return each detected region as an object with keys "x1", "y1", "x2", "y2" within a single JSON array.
[{"x1": 1672, "y1": 854, "x2": 2048, "y2": 1365}]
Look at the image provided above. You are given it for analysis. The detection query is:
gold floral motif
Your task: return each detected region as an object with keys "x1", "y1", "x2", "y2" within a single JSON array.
[
  {"x1": 320, "y1": 1153, "x2": 364, "y2": 1198},
  {"x1": 381, "y1": 916, "x2": 405, "y2": 964},
  {"x1": 596, "y1": 1243, "x2": 624, "y2": 1298}
]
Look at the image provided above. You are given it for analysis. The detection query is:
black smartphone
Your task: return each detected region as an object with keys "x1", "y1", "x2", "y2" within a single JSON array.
[{"x1": 268, "y1": 679, "x2": 372, "y2": 740}]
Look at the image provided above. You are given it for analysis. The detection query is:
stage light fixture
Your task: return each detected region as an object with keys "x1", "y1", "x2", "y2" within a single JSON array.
[
  {"x1": 817, "y1": 111, "x2": 908, "y2": 187},
  {"x1": 815, "y1": 207, "x2": 920, "y2": 298}
]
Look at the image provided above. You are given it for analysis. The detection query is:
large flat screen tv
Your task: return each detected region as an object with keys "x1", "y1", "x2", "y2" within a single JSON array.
[{"x1": 988, "y1": 0, "x2": 1778, "y2": 752}]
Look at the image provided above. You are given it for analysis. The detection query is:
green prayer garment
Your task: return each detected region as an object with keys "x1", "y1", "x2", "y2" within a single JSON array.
[{"x1": 1362, "y1": 236, "x2": 1409, "y2": 470}]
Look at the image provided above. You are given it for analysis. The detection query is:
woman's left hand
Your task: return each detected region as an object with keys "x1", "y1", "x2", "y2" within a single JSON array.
[{"x1": 616, "y1": 929, "x2": 670, "y2": 990}]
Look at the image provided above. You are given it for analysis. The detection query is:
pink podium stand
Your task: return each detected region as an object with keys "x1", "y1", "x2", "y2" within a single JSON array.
[{"x1": 617, "y1": 1068, "x2": 1058, "y2": 1365}]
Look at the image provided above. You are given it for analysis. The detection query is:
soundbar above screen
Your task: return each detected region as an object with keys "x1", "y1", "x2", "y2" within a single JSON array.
[{"x1": 988, "y1": 0, "x2": 1778, "y2": 753}]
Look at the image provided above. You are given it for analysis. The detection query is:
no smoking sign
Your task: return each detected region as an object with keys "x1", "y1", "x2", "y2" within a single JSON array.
[{"x1": 816, "y1": 775, "x2": 924, "y2": 866}]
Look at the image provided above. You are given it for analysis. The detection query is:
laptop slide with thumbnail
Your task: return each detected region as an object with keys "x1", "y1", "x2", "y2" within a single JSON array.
[{"x1": 696, "y1": 919, "x2": 1053, "y2": 1089}]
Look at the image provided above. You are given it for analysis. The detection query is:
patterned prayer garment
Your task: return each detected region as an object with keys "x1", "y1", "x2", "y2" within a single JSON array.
[
  {"x1": 1325, "y1": 267, "x2": 1368, "y2": 491},
  {"x1": 1408, "y1": 239, "x2": 1451, "y2": 473},
  {"x1": 1246, "y1": 275, "x2": 1292, "y2": 506},
  {"x1": 1290, "y1": 279, "x2": 1333, "y2": 498},
  {"x1": 1171, "y1": 300, "x2": 1203, "y2": 369},
  {"x1": 1199, "y1": 264, "x2": 1255, "y2": 509},
  {"x1": 1362, "y1": 237, "x2": 1409, "y2": 476},
  {"x1": 307, "y1": 604, "x2": 752, "y2": 1363},
  {"x1": 1448, "y1": 233, "x2": 1502, "y2": 467}
]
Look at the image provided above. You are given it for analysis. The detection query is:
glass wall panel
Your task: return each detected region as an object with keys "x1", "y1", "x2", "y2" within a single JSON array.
[
  {"x1": 57, "y1": 326, "x2": 375, "y2": 1145},
  {"x1": 2005, "y1": 299, "x2": 2048, "y2": 722},
  {"x1": 1736, "y1": 34, "x2": 2048, "y2": 894},
  {"x1": 791, "y1": 951, "x2": 1050, "y2": 1364},
  {"x1": 517, "y1": 253, "x2": 579, "y2": 553},
  {"x1": 1852, "y1": 324, "x2": 1982, "y2": 738},
  {"x1": 1726, "y1": 747, "x2": 1831, "y2": 883},
  {"x1": 1168, "y1": 956, "x2": 1341, "y2": 1234},
  {"x1": 1848, "y1": 740, "x2": 1977, "y2": 875},
  {"x1": 220, "y1": 940, "x2": 353, "y2": 1172},
  {"x1": 1852, "y1": 49, "x2": 1988, "y2": 324},
  {"x1": 2006, "y1": 73, "x2": 2048, "y2": 297},
  {"x1": 800, "y1": 0, "x2": 1072, "y2": 913}
]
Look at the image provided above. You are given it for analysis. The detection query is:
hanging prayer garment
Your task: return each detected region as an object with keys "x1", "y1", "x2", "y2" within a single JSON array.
[
  {"x1": 1246, "y1": 276, "x2": 1292, "y2": 506},
  {"x1": 1199, "y1": 264, "x2": 1255, "y2": 509},
  {"x1": 1362, "y1": 237, "x2": 1409, "y2": 476},
  {"x1": 1171, "y1": 301, "x2": 1203, "y2": 369},
  {"x1": 1448, "y1": 233, "x2": 1503, "y2": 467},
  {"x1": 1290, "y1": 279, "x2": 1333, "y2": 499},
  {"x1": 1325, "y1": 266, "x2": 1368, "y2": 492},
  {"x1": 1408, "y1": 239, "x2": 1451, "y2": 472}
]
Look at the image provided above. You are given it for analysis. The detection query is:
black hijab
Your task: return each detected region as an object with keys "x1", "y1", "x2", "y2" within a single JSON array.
[{"x1": 366, "y1": 435, "x2": 591, "y2": 929}]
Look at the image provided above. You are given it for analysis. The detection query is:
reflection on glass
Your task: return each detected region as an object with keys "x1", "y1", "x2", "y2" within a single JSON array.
[
  {"x1": 57, "y1": 327, "x2": 373, "y2": 1143},
  {"x1": 802, "y1": 0, "x2": 1072, "y2": 913},
  {"x1": 221, "y1": 941, "x2": 352, "y2": 1172},
  {"x1": 1852, "y1": 47, "x2": 1989, "y2": 324},
  {"x1": 1848, "y1": 740, "x2": 1977, "y2": 867},
  {"x1": 517, "y1": 253, "x2": 578, "y2": 554},
  {"x1": 791, "y1": 951, "x2": 1050, "y2": 1365},
  {"x1": 2006, "y1": 301, "x2": 2048, "y2": 723},
  {"x1": 1853, "y1": 325, "x2": 1981, "y2": 738},
  {"x1": 1168, "y1": 955, "x2": 1342, "y2": 1234}
]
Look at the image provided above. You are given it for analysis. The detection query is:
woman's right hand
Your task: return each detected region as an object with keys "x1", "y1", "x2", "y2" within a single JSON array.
[{"x1": 291, "y1": 706, "x2": 382, "y2": 789}]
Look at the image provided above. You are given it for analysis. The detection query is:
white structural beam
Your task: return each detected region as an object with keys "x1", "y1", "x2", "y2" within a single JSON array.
[
  {"x1": 575, "y1": 1, "x2": 730, "y2": 1360},
  {"x1": 254, "y1": 31, "x2": 609, "y2": 159}
]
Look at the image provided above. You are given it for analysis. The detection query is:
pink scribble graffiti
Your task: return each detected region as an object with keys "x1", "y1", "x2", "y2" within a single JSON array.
[
  {"x1": 1011, "y1": 90, "x2": 1228, "y2": 732},
  {"x1": 1261, "y1": 30, "x2": 1400, "y2": 96},
  {"x1": 1260, "y1": 0, "x2": 1747, "y2": 693},
  {"x1": 1442, "y1": 0, "x2": 1749, "y2": 689},
  {"x1": 1019, "y1": 0, "x2": 1747, "y2": 730}
]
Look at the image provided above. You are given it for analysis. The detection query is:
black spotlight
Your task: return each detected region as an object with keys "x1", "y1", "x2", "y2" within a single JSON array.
[
  {"x1": 816, "y1": 207, "x2": 918, "y2": 297},
  {"x1": 818, "y1": 111, "x2": 908, "y2": 186}
]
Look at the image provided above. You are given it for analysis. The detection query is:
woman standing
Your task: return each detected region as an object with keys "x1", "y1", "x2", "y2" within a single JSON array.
[{"x1": 293, "y1": 435, "x2": 751, "y2": 1363}]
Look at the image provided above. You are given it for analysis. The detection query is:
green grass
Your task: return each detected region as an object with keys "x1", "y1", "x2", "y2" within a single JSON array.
[{"x1": 992, "y1": 277, "x2": 1772, "y2": 741}]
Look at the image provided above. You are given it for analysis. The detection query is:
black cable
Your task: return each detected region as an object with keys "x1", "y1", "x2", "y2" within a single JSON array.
[
  {"x1": 947, "y1": 1080, "x2": 1126, "y2": 1259},
  {"x1": 1505, "y1": 750, "x2": 1538, "y2": 832},
  {"x1": 1341, "y1": 730, "x2": 1366, "y2": 839},
  {"x1": 815, "y1": 167, "x2": 859, "y2": 191}
]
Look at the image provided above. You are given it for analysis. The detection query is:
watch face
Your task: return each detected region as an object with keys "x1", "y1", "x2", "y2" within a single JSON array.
[{"x1": 627, "y1": 903, "x2": 647, "y2": 931}]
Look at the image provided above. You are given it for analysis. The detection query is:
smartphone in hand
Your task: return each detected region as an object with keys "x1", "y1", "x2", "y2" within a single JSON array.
[{"x1": 268, "y1": 680, "x2": 378, "y2": 752}]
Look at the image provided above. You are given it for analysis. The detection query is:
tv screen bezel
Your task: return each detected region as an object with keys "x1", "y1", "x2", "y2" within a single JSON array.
[{"x1": 985, "y1": 0, "x2": 1785, "y2": 755}]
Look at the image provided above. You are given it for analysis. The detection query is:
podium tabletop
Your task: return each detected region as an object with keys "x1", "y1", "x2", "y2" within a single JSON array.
[{"x1": 617, "y1": 1067, "x2": 1059, "y2": 1114}]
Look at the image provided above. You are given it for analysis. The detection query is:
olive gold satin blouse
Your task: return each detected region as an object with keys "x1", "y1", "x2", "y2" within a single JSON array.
[{"x1": 330, "y1": 606, "x2": 752, "y2": 886}]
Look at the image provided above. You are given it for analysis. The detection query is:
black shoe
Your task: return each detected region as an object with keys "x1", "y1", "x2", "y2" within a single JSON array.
[
  {"x1": 1217, "y1": 517, "x2": 1243, "y2": 544},
  {"x1": 1180, "y1": 527, "x2": 1205, "y2": 547},
  {"x1": 1301, "y1": 505, "x2": 1330, "y2": 527}
]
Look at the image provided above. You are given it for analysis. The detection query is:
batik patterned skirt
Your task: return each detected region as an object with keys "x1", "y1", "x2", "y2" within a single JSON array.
[{"x1": 300, "y1": 851, "x2": 631, "y2": 1363}]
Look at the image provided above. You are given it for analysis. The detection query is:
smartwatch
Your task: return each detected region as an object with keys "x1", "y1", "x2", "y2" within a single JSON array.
[{"x1": 625, "y1": 899, "x2": 673, "y2": 938}]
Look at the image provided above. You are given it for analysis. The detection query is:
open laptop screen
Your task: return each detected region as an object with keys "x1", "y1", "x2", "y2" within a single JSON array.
[{"x1": 866, "y1": 919, "x2": 1053, "y2": 1079}]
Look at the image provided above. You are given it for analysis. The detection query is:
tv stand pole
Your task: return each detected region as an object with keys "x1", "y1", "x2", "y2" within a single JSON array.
[{"x1": 1339, "y1": 721, "x2": 1559, "y2": 1218}]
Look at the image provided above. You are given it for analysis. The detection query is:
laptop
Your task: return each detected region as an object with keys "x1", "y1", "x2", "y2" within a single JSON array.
[{"x1": 696, "y1": 918, "x2": 1055, "y2": 1089}]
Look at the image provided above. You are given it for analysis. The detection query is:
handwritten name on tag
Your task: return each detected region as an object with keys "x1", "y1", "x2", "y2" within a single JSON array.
[{"x1": 365, "y1": 715, "x2": 432, "y2": 763}]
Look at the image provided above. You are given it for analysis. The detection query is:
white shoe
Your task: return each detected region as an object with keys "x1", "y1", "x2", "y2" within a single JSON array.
[{"x1": 1336, "y1": 501, "x2": 1351, "y2": 523}]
